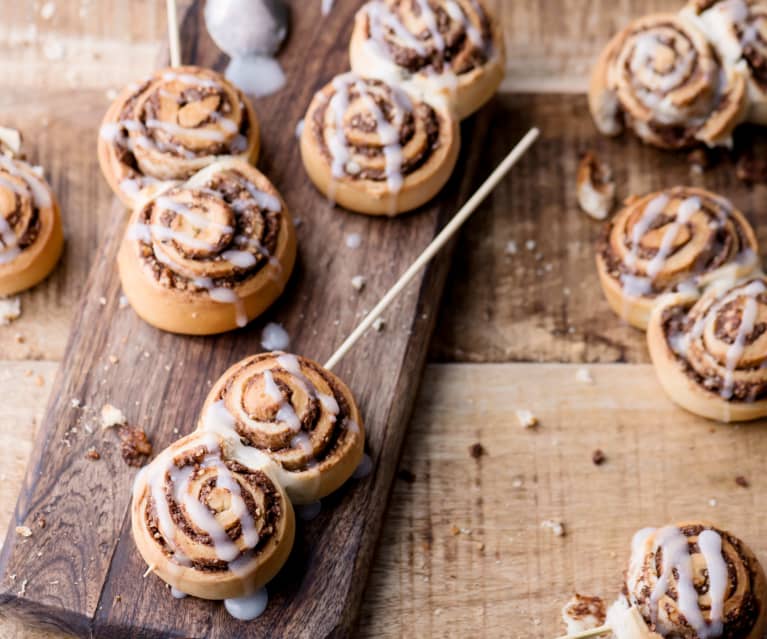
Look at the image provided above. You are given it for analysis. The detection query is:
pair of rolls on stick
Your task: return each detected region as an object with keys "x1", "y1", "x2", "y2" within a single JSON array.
[
  {"x1": 300, "y1": 0, "x2": 504, "y2": 216},
  {"x1": 132, "y1": 352, "x2": 365, "y2": 600}
]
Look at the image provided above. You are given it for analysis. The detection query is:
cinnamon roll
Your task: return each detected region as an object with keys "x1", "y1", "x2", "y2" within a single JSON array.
[
  {"x1": 198, "y1": 352, "x2": 365, "y2": 505},
  {"x1": 683, "y1": 0, "x2": 767, "y2": 125},
  {"x1": 349, "y1": 0, "x2": 505, "y2": 120},
  {"x1": 647, "y1": 275, "x2": 767, "y2": 422},
  {"x1": 596, "y1": 187, "x2": 759, "y2": 330},
  {"x1": 300, "y1": 72, "x2": 459, "y2": 215},
  {"x1": 98, "y1": 65, "x2": 260, "y2": 208},
  {"x1": 0, "y1": 156, "x2": 63, "y2": 296},
  {"x1": 589, "y1": 13, "x2": 750, "y2": 149},
  {"x1": 626, "y1": 523, "x2": 767, "y2": 638},
  {"x1": 117, "y1": 158, "x2": 296, "y2": 335},
  {"x1": 131, "y1": 430, "x2": 295, "y2": 600}
]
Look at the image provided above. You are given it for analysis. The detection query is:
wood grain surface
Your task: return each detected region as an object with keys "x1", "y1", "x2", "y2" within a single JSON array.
[
  {"x1": 0, "y1": 0, "x2": 498, "y2": 637},
  {"x1": 4, "y1": 0, "x2": 764, "y2": 638}
]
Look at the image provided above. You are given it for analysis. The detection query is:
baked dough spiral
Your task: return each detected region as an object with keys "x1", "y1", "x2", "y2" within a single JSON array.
[
  {"x1": 589, "y1": 13, "x2": 750, "y2": 149},
  {"x1": 596, "y1": 187, "x2": 759, "y2": 330},
  {"x1": 626, "y1": 523, "x2": 767, "y2": 638},
  {"x1": 648, "y1": 275, "x2": 767, "y2": 422},
  {"x1": 300, "y1": 72, "x2": 459, "y2": 216},
  {"x1": 117, "y1": 158, "x2": 296, "y2": 335},
  {"x1": 131, "y1": 430, "x2": 295, "y2": 601},
  {"x1": 349, "y1": 0, "x2": 505, "y2": 120},
  {"x1": 98, "y1": 65, "x2": 260, "y2": 208},
  {"x1": 198, "y1": 352, "x2": 365, "y2": 505},
  {"x1": 0, "y1": 156, "x2": 63, "y2": 296},
  {"x1": 683, "y1": 0, "x2": 767, "y2": 125}
]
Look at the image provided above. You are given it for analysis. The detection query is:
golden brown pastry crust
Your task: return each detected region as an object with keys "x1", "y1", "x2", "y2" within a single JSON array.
[
  {"x1": 131, "y1": 431, "x2": 295, "y2": 600},
  {"x1": 648, "y1": 275, "x2": 767, "y2": 422},
  {"x1": 626, "y1": 522, "x2": 767, "y2": 638},
  {"x1": 349, "y1": 0, "x2": 505, "y2": 120},
  {"x1": 300, "y1": 73, "x2": 459, "y2": 216},
  {"x1": 588, "y1": 13, "x2": 750, "y2": 149},
  {"x1": 117, "y1": 158, "x2": 296, "y2": 335},
  {"x1": 98, "y1": 65, "x2": 260, "y2": 209},
  {"x1": 596, "y1": 187, "x2": 759, "y2": 330},
  {"x1": 198, "y1": 352, "x2": 365, "y2": 505},
  {"x1": 0, "y1": 156, "x2": 63, "y2": 296}
]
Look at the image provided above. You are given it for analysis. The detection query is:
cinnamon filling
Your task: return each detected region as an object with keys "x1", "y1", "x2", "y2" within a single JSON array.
[
  {"x1": 221, "y1": 354, "x2": 355, "y2": 473},
  {"x1": 312, "y1": 82, "x2": 442, "y2": 181},
  {"x1": 145, "y1": 459, "x2": 282, "y2": 572},
  {"x1": 364, "y1": 1, "x2": 492, "y2": 74}
]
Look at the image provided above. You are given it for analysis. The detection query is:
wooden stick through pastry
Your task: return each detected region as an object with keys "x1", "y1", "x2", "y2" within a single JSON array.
[
  {"x1": 166, "y1": 0, "x2": 181, "y2": 67},
  {"x1": 324, "y1": 127, "x2": 540, "y2": 370}
]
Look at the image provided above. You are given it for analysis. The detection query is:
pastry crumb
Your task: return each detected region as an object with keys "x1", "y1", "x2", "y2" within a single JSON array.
[
  {"x1": 0, "y1": 127, "x2": 22, "y2": 157},
  {"x1": 101, "y1": 404, "x2": 126, "y2": 429},
  {"x1": 85, "y1": 447, "x2": 100, "y2": 461},
  {"x1": 118, "y1": 425, "x2": 152, "y2": 467},
  {"x1": 592, "y1": 449, "x2": 606, "y2": 466},
  {"x1": 351, "y1": 275, "x2": 366, "y2": 292},
  {"x1": 70, "y1": 398, "x2": 82, "y2": 409},
  {"x1": 15, "y1": 526, "x2": 32, "y2": 538},
  {"x1": 575, "y1": 367, "x2": 593, "y2": 384},
  {"x1": 34, "y1": 375, "x2": 45, "y2": 387},
  {"x1": 735, "y1": 475, "x2": 750, "y2": 488},
  {"x1": 108, "y1": 355, "x2": 119, "y2": 364},
  {"x1": 505, "y1": 240, "x2": 517, "y2": 255},
  {"x1": 372, "y1": 317, "x2": 386, "y2": 332},
  {"x1": 561, "y1": 593, "x2": 606, "y2": 634},
  {"x1": 576, "y1": 152, "x2": 615, "y2": 220},
  {"x1": 469, "y1": 442, "x2": 485, "y2": 459},
  {"x1": 450, "y1": 525, "x2": 461, "y2": 536},
  {"x1": 541, "y1": 519, "x2": 566, "y2": 537},
  {"x1": 17, "y1": 578, "x2": 28, "y2": 597},
  {"x1": 0, "y1": 296, "x2": 21, "y2": 325},
  {"x1": 515, "y1": 409, "x2": 538, "y2": 429}
]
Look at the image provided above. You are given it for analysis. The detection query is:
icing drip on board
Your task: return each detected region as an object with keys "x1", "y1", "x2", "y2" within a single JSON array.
[{"x1": 224, "y1": 588, "x2": 269, "y2": 620}]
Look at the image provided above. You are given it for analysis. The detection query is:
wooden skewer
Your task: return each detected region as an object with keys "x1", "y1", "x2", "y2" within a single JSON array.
[
  {"x1": 554, "y1": 625, "x2": 612, "y2": 639},
  {"x1": 323, "y1": 127, "x2": 541, "y2": 371},
  {"x1": 166, "y1": 0, "x2": 182, "y2": 68},
  {"x1": 142, "y1": 563, "x2": 157, "y2": 578}
]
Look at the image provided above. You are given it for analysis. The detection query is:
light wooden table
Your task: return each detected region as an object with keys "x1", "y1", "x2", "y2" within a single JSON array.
[{"x1": 7, "y1": 1, "x2": 757, "y2": 638}]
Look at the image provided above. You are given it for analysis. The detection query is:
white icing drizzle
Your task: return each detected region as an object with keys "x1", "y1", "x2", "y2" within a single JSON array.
[
  {"x1": 722, "y1": 280, "x2": 765, "y2": 399},
  {"x1": 224, "y1": 587, "x2": 269, "y2": 621},
  {"x1": 624, "y1": 194, "x2": 670, "y2": 270},
  {"x1": 261, "y1": 322, "x2": 291, "y2": 350},
  {"x1": 0, "y1": 156, "x2": 52, "y2": 208},
  {"x1": 698, "y1": 530, "x2": 727, "y2": 636},
  {"x1": 640, "y1": 526, "x2": 729, "y2": 638},
  {"x1": 162, "y1": 70, "x2": 222, "y2": 89},
  {"x1": 155, "y1": 196, "x2": 234, "y2": 233},
  {"x1": 0, "y1": 212, "x2": 20, "y2": 265},
  {"x1": 326, "y1": 73, "x2": 406, "y2": 193},
  {"x1": 170, "y1": 587, "x2": 188, "y2": 599},
  {"x1": 321, "y1": 0, "x2": 335, "y2": 16},
  {"x1": 646, "y1": 197, "x2": 700, "y2": 278}
]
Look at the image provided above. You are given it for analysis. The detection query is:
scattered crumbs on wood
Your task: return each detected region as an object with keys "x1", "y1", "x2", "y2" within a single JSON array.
[
  {"x1": 709, "y1": 498, "x2": 718, "y2": 507},
  {"x1": 397, "y1": 468, "x2": 416, "y2": 483},
  {"x1": 0, "y1": 296, "x2": 21, "y2": 325},
  {"x1": 469, "y1": 442, "x2": 485, "y2": 459},
  {"x1": 35, "y1": 515, "x2": 46, "y2": 529},
  {"x1": 735, "y1": 475, "x2": 750, "y2": 488},
  {"x1": 575, "y1": 367, "x2": 593, "y2": 384},
  {"x1": 98, "y1": 296, "x2": 107, "y2": 305},
  {"x1": 505, "y1": 240, "x2": 517, "y2": 255},
  {"x1": 372, "y1": 317, "x2": 386, "y2": 332},
  {"x1": 15, "y1": 526, "x2": 32, "y2": 538},
  {"x1": 35, "y1": 375, "x2": 45, "y2": 387},
  {"x1": 17, "y1": 578, "x2": 28, "y2": 597},
  {"x1": 541, "y1": 519, "x2": 566, "y2": 537},
  {"x1": 70, "y1": 398, "x2": 82, "y2": 409},
  {"x1": 101, "y1": 403, "x2": 126, "y2": 429},
  {"x1": 114, "y1": 594, "x2": 122, "y2": 604},
  {"x1": 85, "y1": 447, "x2": 100, "y2": 461},
  {"x1": 515, "y1": 409, "x2": 538, "y2": 429},
  {"x1": 109, "y1": 355, "x2": 119, "y2": 364},
  {"x1": 118, "y1": 295, "x2": 128, "y2": 309},
  {"x1": 525, "y1": 239, "x2": 536, "y2": 251},
  {"x1": 592, "y1": 449, "x2": 606, "y2": 466},
  {"x1": 511, "y1": 476, "x2": 524, "y2": 488},
  {"x1": 14, "y1": 333, "x2": 25, "y2": 344},
  {"x1": 450, "y1": 525, "x2": 461, "y2": 536},
  {"x1": 24, "y1": 369, "x2": 33, "y2": 378}
]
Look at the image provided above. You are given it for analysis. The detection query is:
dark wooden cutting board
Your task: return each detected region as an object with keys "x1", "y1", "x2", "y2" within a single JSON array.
[{"x1": 0, "y1": 1, "x2": 506, "y2": 637}]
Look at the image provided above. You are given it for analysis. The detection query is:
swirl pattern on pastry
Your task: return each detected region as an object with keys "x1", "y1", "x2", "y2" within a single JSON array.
[
  {"x1": 98, "y1": 65, "x2": 260, "y2": 207},
  {"x1": 349, "y1": 0, "x2": 505, "y2": 119},
  {"x1": 300, "y1": 72, "x2": 459, "y2": 215},
  {"x1": 0, "y1": 156, "x2": 63, "y2": 296},
  {"x1": 199, "y1": 352, "x2": 365, "y2": 504},
  {"x1": 648, "y1": 275, "x2": 767, "y2": 422},
  {"x1": 684, "y1": 0, "x2": 767, "y2": 124},
  {"x1": 118, "y1": 158, "x2": 296, "y2": 335},
  {"x1": 626, "y1": 523, "x2": 767, "y2": 639},
  {"x1": 589, "y1": 13, "x2": 749, "y2": 149},
  {"x1": 596, "y1": 187, "x2": 759, "y2": 330},
  {"x1": 131, "y1": 431, "x2": 295, "y2": 600}
]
